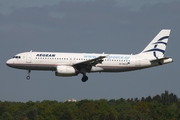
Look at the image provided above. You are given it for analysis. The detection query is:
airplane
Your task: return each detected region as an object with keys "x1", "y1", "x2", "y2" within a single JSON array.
[{"x1": 6, "y1": 29, "x2": 173, "y2": 82}]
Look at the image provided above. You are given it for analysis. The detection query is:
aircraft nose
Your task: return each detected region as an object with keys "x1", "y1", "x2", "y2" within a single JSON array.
[{"x1": 6, "y1": 59, "x2": 12, "y2": 67}]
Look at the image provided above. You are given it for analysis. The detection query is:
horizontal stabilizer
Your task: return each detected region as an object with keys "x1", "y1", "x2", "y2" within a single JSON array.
[{"x1": 150, "y1": 57, "x2": 173, "y2": 65}]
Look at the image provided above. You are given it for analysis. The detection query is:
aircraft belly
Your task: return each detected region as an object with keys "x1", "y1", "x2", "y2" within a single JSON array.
[
  {"x1": 98, "y1": 66, "x2": 142, "y2": 72},
  {"x1": 8, "y1": 63, "x2": 56, "y2": 71}
]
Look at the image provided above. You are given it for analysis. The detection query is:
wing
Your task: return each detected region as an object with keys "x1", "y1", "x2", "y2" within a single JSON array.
[{"x1": 73, "y1": 55, "x2": 108, "y2": 72}]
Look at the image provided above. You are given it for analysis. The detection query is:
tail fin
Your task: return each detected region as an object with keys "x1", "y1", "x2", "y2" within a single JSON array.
[{"x1": 140, "y1": 29, "x2": 171, "y2": 58}]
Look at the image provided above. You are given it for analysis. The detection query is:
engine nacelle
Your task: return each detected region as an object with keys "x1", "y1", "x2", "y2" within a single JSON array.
[{"x1": 55, "y1": 66, "x2": 77, "y2": 77}]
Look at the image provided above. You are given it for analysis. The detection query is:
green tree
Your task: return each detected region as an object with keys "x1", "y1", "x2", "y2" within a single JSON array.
[
  {"x1": 0, "y1": 112, "x2": 13, "y2": 120},
  {"x1": 27, "y1": 107, "x2": 37, "y2": 120}
]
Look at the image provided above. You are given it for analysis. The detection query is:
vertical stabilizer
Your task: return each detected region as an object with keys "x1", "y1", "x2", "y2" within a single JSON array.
[{"x1": 140, "y1": 29, "x2": 171, "y2": 58}]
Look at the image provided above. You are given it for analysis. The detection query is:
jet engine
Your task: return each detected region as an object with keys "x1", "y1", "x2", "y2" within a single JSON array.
[{"x1": 55, "y1": 66, "x2": 77, "y2": 77}]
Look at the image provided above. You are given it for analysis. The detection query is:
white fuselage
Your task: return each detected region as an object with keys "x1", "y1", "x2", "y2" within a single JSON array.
[{"x1": 6, "y1": 51, "x2": 166, "y2": 73}]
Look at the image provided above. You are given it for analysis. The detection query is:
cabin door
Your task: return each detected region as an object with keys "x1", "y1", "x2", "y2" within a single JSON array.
[
  {"x1": 26, "y1": 53, "x2": 32, "y2": 63},
  {"x1": 135, "y1": 57, "x2": 141, "y2": 66}
]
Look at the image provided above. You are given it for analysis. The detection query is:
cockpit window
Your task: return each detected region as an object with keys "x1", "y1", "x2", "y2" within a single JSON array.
[{"x1": 13, "y1": 56, "x2": 21, "y2": 59}]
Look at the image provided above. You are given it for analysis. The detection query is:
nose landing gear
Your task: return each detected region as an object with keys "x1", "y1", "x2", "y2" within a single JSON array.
[{"x1": 26, "y1": 70, "x2": 31, "y2": 80}]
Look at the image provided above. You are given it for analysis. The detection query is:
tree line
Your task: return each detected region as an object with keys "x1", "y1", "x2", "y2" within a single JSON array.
[{"x1": 0, "y1": 90, "x2": 179, "y2": 120}]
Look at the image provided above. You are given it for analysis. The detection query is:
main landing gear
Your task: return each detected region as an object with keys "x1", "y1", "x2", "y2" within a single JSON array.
[
  {"x1": 81, "y1": 75, "x2": 88, "y2": 82},
  {"x1": 26, "y1": 70, "x2": 31, "y2": 80}
]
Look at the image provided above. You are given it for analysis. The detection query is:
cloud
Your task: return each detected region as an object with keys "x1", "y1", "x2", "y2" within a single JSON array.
[
  {"x1": 0, "y1": 0, "x2": 97, "y2": 15},
  {"x1": 1, "y1": 0, "x2": 180, "y2": 53},
  {"x1": 2, "y1": 1, "x2": 179, "y2": 29},
  {"x1": 115, "y1": 0, "x2": 176, "y2": 11}
]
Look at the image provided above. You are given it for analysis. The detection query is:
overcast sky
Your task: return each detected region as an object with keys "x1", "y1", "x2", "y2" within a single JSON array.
[{"x1": 0, "y1": 0, "x2": 180, "y2": 102}]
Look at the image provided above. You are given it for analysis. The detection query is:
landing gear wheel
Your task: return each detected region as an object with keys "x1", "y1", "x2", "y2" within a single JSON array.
[
  {"x1": 26, "y1": 76, "x2": 30, "y2": 80},
  {"x1": 26, "y1": 70, "x2": 31, "y2": 80},
  {"x1": 82, "y1": 76, "x2": 88, "y2": 82}
]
